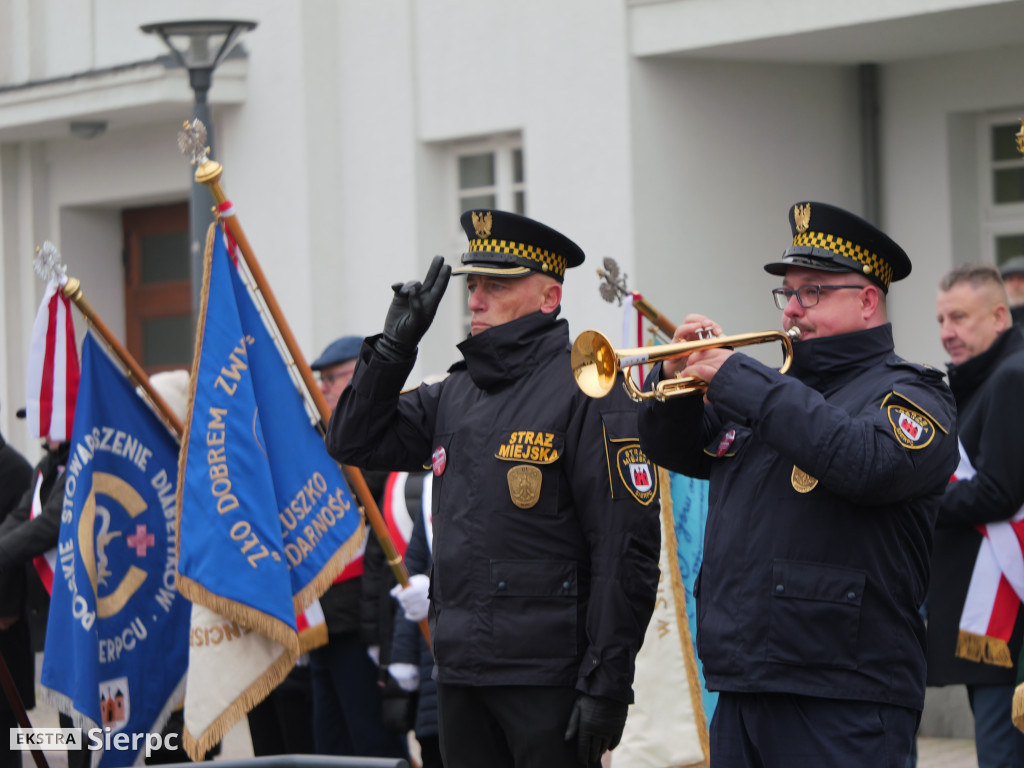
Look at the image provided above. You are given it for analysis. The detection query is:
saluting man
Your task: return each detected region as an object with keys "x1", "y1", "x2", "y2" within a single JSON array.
[
  {"x1": 638, "y1": 202, "x2": 959, "y2": 768},
  {"x1": 327, "y1": 209, "x2": 661, "y2": 768}
]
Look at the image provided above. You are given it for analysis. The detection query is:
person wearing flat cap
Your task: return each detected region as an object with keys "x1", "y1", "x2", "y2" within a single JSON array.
[
  {"x1": 311, "y1": 335, "x2": 363, "y2": 411},
  {"x1": 999, "y1": 255, "x2": 1024, "y2": 326},
  {"x1": 637, "y1": 202, "x2": 958, "y2": 768},
  {"x1": 304, "y1": 335, "x2": 408, "y2": 760},
  {"x1": 327, "y1": 209, "x2": 661, "y2": 767}
]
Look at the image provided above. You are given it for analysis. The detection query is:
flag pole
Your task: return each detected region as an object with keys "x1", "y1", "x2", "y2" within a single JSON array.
[
  {"x1": 33, "y1": 245, "x2": 185, "y2": 439},
  {"x1": 179, "y1": 120, "x2": 429, "y2": 646},
  {"x1": 0, "y1": 647, "x2": 49, "y2": 768}
]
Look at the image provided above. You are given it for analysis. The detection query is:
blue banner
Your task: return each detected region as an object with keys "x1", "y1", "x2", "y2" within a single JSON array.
[
  {"x1": 176, "y1": 228, "x2": 362, "y2": 650},
  {"x1": 670, "y1": 471, "x2": 718, "y2": 725},
  {"x1": 41, "y1": 333, "x2": 189, "y2": 767}
]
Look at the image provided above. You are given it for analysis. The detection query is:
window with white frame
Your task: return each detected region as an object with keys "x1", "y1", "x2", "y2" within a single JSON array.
[
  {"x1": 982, "y1": 116, "x2": 1024, "y2": 267},
  {"x1": 456, "y1": 139, "x2": 525, "y2": 216},
  {"x1": 451, "y1": 136, "x2": 525, "y2": 335}
]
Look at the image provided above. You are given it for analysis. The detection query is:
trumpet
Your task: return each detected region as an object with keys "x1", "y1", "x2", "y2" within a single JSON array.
[{"x1": 571, "y1": 326, "x2": 801, "y2": 402}]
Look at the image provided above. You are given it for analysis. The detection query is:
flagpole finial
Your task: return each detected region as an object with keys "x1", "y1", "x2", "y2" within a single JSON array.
[
  {"x1": 597, "y1": 257, "x2": 629, "y2": 306},
  {"x1": 34, "y1": 240, "x2": 69, "y2": 287},
  {"x1": 178, "y1": 118, "x2": 223, "y2": 185}
]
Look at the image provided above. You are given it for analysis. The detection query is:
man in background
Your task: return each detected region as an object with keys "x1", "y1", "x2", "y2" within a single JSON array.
[
  {"x1": 998, "y1": 255, "x2": 1024, "y2": 326},
  {"x1": 928, "y1": 264, "x2": 1024, "y2": 768},
  {"x1": 308, "y1": 335, "x2": 407, "y2": 759},
  {"x1": 0, "y1": 403, "x2": 33, "y2": 768}
]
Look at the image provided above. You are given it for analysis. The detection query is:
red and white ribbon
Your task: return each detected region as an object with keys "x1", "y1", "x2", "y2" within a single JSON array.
[
  {"x1": 954, "y1": 440, "x2": 1024, "y2": 666},
  {"x1": 26, "y1": 278, "x2": 80, "y2": 441}
]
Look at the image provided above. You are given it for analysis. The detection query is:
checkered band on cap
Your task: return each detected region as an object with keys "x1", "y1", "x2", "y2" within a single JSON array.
[
  {"x1": 793, "y1": 230, "x2": 894, "y2": 289},
  {"x1": 467, "y1": 238, "x2": 568, "y2": 278}
]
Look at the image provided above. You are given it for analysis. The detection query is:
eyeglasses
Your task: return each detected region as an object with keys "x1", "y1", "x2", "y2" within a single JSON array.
[
  {"x1": 317, "y1": 368, "x2": 354, "y2": 387},
  {"x1": 772, "y1": 284, "x2": 865, "y2": 310}
]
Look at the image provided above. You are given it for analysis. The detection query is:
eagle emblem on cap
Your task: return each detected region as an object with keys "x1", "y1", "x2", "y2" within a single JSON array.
[
  {"x1": 471, "y1": 211, "x2": 493, "y2": 238},
  {"x1": 793, "y1": 204, "x2": 811, "y2": 233}
]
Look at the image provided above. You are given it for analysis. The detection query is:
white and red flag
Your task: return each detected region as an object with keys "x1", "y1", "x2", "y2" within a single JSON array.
[
  {"x1": 27, "y1": 242, "x2": 80, "y2": 441},
  {"x1": 954, "y1": 440, "x2": 1024, "y2": 668}
]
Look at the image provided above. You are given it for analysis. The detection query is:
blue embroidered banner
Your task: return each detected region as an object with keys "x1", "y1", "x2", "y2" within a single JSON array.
[
  {"x1": 176, "y1": 225, "x2": 362, "y2": 696},
  {"x1": 40, "y1": 333, "x2": 189, "y2": 767}
]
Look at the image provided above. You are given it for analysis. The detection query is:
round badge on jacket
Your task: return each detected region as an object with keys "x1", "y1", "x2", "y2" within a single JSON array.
[{"x1": 431, "y1": 446, "x2": 447, "y2": 476}]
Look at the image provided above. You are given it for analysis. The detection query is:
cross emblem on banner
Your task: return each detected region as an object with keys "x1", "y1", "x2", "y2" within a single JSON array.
[{"x1": 127, "y1": 524, "x2": 155, "y2": 557}]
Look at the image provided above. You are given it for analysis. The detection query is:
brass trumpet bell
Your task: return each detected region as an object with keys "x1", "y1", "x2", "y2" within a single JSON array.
[{"x1": 571, "y1": 327, "x2": 800, "y2": 402}]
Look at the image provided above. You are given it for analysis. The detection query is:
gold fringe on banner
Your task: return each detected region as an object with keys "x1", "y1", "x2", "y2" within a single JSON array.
[
  {"x1": 1012, "y1": 681, "x2": 1024, "y2": 732},
  {"x1": 182, "y1": 642, "x2": 295, "y2": 760},
  {"x1": 299, "y1": 622, "x2": 329, "y2": 654},
  {"x1": 956, "y1": 629, "x2": 1013, "y2": 668}
]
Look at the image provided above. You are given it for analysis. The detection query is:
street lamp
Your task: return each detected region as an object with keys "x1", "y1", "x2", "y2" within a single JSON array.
[{"x1": 140, "y1": 19, "x2": 257, "y2": 319}]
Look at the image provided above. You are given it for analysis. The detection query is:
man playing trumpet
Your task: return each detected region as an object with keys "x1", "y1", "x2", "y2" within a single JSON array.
[{"x1": 637, "y1": 202, "x2": 958, "y2": 768}]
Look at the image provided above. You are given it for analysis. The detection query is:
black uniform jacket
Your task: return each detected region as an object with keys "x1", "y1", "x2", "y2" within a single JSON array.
[
  {"x1": 0, "y1": 442, "x2": 69, "y2": 653},
  {"x1": 328, "y1": 311, "x2": 661, "y2": 703},
  {"x1": 0, "y1": 435, "x2": 33, "y2": 713},
  {"x1": 638, "y1": 324, "x2": 957, "y2": 710},
  {"x1": 927, "y1": 327, "x2": 1024, "y2": 687}
]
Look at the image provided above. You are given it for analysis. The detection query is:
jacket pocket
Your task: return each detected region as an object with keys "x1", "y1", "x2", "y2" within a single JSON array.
[
  {"x1": 766, "y1": 559, "x2": 865, "y2": 670},
  {"x1": 702, "y1": 424, "x2": 750, "y2": 459},
  {"x1": 490, "y1": 559, "x2": 578, "y2": 659}
]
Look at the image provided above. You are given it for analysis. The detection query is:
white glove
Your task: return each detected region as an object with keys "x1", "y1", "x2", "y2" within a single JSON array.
[
  {"x1": 388, "y1": 662, "x2": 420, "y2": 692},
  {"x1": 389, "y1": 573, "x2": 430, "y2": 622},
  {"x1": 366, "y1": 644, "x2": 380, "y2": 666}
]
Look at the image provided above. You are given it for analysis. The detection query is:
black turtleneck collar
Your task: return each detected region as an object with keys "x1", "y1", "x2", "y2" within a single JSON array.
[
  {"x1": 456, "y1": 310, "x2": 568, "y2": 390},
  {"x1": 786, "y1": 323, "x2": 894, "y2": 392},
  {"x1": 946, "y1": 326, "x2": 1024, "y2": 399}
]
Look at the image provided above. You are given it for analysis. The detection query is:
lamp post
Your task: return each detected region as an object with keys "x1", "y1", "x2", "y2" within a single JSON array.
[{"x1": 140, "y1": 19, "x2": 257, "y2": 319}]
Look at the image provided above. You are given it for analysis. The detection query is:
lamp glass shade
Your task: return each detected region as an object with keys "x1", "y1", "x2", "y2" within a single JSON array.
[{"x1": 140, "y1": 19, "x2": 256, "y2": 70}]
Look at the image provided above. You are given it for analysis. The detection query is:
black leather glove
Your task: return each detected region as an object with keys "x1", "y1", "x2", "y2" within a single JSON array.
[
  {"x1": 376, "y1": 255, "x2": 451, "y2": 362},
  {"x1": 563, "y1": 693, "x2": 629, "y2": 766},
  {"x1": 379, "y1": 676, "x2": 417, "y2": 734}
]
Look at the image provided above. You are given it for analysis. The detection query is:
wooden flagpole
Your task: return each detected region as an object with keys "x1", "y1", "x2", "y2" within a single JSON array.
[
  {"x1": 0, "y1": 647, "x2": 49, "y2": 768},
  {"x1": 180, "y1": 120, "x2": 429, "y2": 646}
]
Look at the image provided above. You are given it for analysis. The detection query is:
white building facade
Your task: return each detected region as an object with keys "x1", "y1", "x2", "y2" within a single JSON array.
[{"x1": 2, "y1": 0, "x2": 1024, "y2": 459}]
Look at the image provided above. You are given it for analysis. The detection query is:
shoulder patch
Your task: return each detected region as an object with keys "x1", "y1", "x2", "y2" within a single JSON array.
[
  {"x1": 886, "y1": 404, "x2": 937, "y2": 449},
  {"x1": 881, "y1": 391, "x2": 950, "y2": 435},
  {"x1": 616, "y1": 443, "x2": 658, "y2": 505}
]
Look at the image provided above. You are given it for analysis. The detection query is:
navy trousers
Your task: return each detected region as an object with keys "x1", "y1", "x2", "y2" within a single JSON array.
[
  {"x1": 437, "y1": 683, "x2": 598, "y2": 768},
  {"x1": 308, "y1": 632, "x2": 407, "y2": 759},
  {"x1": 967, "y1": 684, "x2": 1024, "y2": 768},
  {"x1": 710, "y1": 691, "x2": 919, "y2": 768}
]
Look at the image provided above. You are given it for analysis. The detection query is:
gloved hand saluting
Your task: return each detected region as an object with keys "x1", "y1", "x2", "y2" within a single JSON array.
[
  {"x1": 376, "y1": 255, "x2": 451, "y2": 362},
  {"x1": 564, "y1": 693, "x2": 628, "y2": 766}
]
